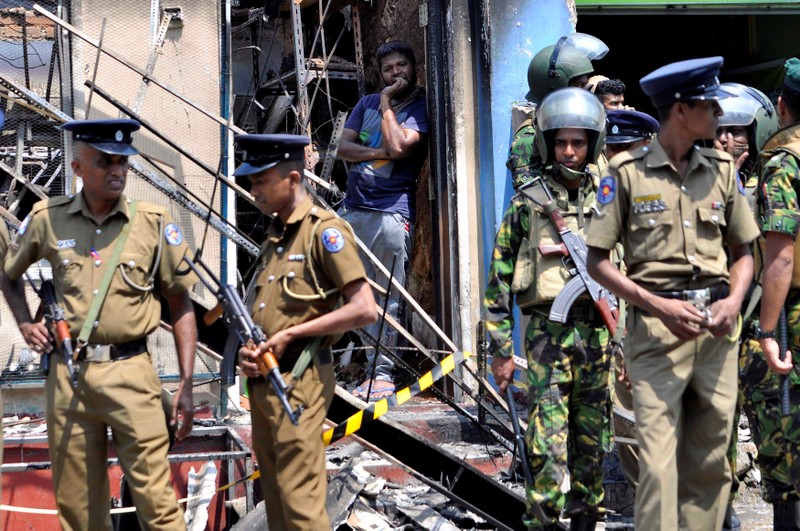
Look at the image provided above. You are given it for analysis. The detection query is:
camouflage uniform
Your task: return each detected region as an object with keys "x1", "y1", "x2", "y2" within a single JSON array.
[
  {"x1": 484, "y1": 172, "x2": 611, "y2": 527},
  {"x1": 751, "y1": 121, "x2": 800, "y2": 502},
  {"x1": 507, "y1": 120, "x2": 545, "y2": 190},
  {"x1": 725, "y1": 168, "x2": 759, "y2": 503}
]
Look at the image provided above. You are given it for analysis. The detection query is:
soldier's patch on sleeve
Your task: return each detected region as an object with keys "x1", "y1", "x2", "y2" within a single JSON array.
[
  {"x1": 164, "y1": 223, "x2": 183, "y2": 246},
  {"x1": 17, "y1": 214, "x2": 30, "y2": 237},
  {"x1": 598, "y1": 176, "x2": 616, "y2": 205},
  {"x1": 321, "y1": 227, "x2": 345, "y2": 253}
]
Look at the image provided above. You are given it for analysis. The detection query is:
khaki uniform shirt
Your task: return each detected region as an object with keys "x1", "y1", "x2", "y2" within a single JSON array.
[
  {"x1": 587, "y1": 139, "x2": 760, "y2": 291},
  {"x1": 250, "y1": 196, "x2": 366, "y2": 357},
  {"x1": 5, "y1": 193, "x2": 196, "y2": 343}
]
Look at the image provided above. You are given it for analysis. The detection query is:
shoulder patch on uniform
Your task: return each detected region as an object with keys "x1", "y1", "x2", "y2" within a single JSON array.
[
  {"x1": 17, "y1": 214, "x2": 30, "y2": 236},
  {"x1": 597, "y1": 176, "x2": 616, "y2": 205},
  {"x1": 164, "y1": 223, "x2": 183, "y2": 246},
  {"x1": 699, "y1": 146, "x2": 733, "y2": 161},
  {"x1": 321, "y1": 227, "x2": 345, "y2": 253}
]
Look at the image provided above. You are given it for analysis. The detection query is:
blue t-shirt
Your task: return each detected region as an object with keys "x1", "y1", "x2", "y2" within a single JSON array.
[{"x1": 343, "y1": 92, "x2": 428, "y2": 219}]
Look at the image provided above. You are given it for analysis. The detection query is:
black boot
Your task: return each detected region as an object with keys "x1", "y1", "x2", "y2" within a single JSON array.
[
  {"x1": 773, "y1": 500, "x2": 800, "y2": 531},
  {"x1": 569, "y1": 512, "x2": 597, "y2": 531},
  {"x1": 722, "y1": 502, "x2": 741, "y2": 530}
]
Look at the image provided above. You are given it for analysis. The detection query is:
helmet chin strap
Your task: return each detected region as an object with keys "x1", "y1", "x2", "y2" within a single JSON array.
[
  {"x1": 553, "y1": 162, "x2": 587, "y2": 181},
  {"x1": 552, "y1": 162, "x2": 590, "y2": 228}
]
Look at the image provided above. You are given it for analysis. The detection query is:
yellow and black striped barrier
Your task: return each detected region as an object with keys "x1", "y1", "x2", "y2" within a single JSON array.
[{"x1": 322, "y1": 350, "x2": 472, "y2": 446}]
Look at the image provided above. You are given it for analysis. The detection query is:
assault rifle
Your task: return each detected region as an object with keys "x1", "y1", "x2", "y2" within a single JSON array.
[
  {"x1": 25, "y1": 273, "x2": 78, "y2": 387},
  {"x1": 182, "y1": 255, "x2": 303, "y2": 426},
  {"x1": 519, "y1": 177, "x2": 619, "y2": 334}
]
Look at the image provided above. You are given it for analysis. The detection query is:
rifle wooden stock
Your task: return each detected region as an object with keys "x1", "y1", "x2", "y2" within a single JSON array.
[
  {"x1": 537, "y1": 243, "x2": 568, "y2": 256},
  {"x1": 595, "y1": 298, "x2": 619, "y2": 337},
  {"x1": 204, "y1": 303, "x2": 224, "y2": 326},
  {"x1": 54, "y1": 321, "x2": 74, "y2": 360}
]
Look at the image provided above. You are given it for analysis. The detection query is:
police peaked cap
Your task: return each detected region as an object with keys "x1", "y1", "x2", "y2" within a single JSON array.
[
  {"x1": 233, "y1": 134, "x2": 309, "y2": 177},
  {"x1": 606, "y1": 109, "x2": 659, "y2": 144},
  {"x1": 63, "y1": 119, "x2": 140, "y2": 155},
  {"x1": 640, "y1": 57, "x2": 736, "y2": 108}
]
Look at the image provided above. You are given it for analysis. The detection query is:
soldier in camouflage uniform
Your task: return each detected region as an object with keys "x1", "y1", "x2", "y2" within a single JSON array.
[
  {"x1": 487, "y1": 88, "x2": 609, "y2": 531},
  {"x1": 714, "y1": 82, "x2": 779, "y2": 531},
  {"x1": 754, "y1": 57, "x2": 800, "y2": 529},
  {"x1": 507, "y1": 33, "x2": 607, "y2": 190}
]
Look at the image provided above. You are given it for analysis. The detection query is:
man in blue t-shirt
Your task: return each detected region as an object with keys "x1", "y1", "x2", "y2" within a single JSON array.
[{"x1": 337, "y1": 40, "x2": 428, "y2": 400}]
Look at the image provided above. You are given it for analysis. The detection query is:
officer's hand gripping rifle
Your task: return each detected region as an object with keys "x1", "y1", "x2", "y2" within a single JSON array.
[
  {"x1": 519, "y1": 177, "x2": 619, "y2": 334},
  {"x1": 182, "y1": 255, "x2": 303, "y2": 426},
  {"x1": 25, "y1": 273, "x2": 78, "y2": 387}
]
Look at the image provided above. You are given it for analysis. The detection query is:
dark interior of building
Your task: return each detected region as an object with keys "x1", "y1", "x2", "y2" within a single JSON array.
[{"x1": 578, "y1": 12, "x2": 800, "y2": 114}]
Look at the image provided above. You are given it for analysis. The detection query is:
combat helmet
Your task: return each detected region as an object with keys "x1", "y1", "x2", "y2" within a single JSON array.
[
  {"x1": 718, "y1": 82, "x2": 779, "y2": 153},
  {"x1": 535, "y1": 87, "x2": 607, "y2": 178},
  {"x1": 526, "y1": 33, "x2": 608, "y2": 102}
]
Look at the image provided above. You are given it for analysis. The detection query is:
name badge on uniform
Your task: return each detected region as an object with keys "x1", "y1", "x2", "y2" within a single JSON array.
[
  {"x1": 632, "y1": 194, "x2": 667, "y2": 214},
  {"x1": 57, "y1": 239, "x2": 76, "y2": 249},
  {"x1": 164, "y1": 223, "x2": 183, "y2": 246},
  {"x1": 321, "y1": 227, "x2": 345, "y2": 253}
]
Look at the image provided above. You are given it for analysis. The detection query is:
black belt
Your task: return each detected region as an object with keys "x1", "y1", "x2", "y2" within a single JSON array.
[
  {"x1": 653, "y1": 284, "x2": 729, "y2": 303},
  {"x1": 274, "y1": 342, "x2": 332, "y2": 374},
  {"x1": 78, "y1": 338, "x2": 148, "y2": 362}
]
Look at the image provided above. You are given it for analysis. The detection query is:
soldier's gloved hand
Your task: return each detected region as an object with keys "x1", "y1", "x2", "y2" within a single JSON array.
[{"x1": 491, "y1": 355, "x2": 516, "y2": 393}]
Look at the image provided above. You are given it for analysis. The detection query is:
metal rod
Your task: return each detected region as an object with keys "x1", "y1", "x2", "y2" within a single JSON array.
[
  {"x1": 84, "y1": 80, "x2": 257, "y2": 208},
  {"x1": 33, "y1": 4, "x2": 247, "y2": 134},
  {"x1": 84, "y1": 17, "x2": 106, "y2": 119}
]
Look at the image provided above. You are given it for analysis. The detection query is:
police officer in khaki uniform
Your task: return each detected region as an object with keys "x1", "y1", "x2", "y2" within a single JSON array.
[
  {"x1": 586, "y1": 58, "x2": 760, "y2": 530},
  {"x1": 234, "y1": 134, "x2": 377, "y2": 530},
  {"x1": 3, "y1": 119, "x2": 197, "y2": 530}
]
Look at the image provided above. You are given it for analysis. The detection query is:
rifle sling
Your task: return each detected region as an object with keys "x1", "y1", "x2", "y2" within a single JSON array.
[
  {"x1": 742, "y1": 283, "x2": 762, "y2": 325},
  {"x1": 77, "y1": 201, "x2": 138, "y2": 347},
  {"x1": 291, "y1": 335, "x2": 324, "y2": 382}
]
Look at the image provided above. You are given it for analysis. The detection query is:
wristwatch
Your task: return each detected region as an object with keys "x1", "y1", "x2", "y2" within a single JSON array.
[{"x1": 755, "y1": 327, "x2": 776, "y2": 340}]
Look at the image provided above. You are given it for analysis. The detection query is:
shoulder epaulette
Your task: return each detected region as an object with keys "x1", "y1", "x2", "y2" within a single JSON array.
[
  {"x1": 310, "y1": 204, "x2": 336, "y2": 222},
  {"x1": 697, "y1": 146, "x2": 734, "y2": 162},
  {"x1": 135, "y1": 201, "x2": 168, "y2": 215},
  {"x1": 30, "y1": 195, "x2": 73, "y2": 216},
  {"x1": 608, "y1": 149, "x2": 642, "y2": 172}
]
